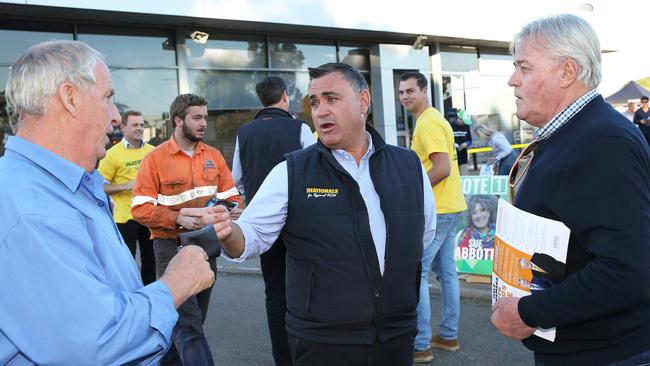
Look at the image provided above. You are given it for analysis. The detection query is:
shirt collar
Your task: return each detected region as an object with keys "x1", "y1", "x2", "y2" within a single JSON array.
[
  {"x1": 122, "y1": 137, "x2": 144, "y2": 149},
  {"x1": 535, "y1": 89, "x2": 599, "y2": 141},
  {"x1": 167, "y1": 135, "x2": 205, "y2": 155},
  {"x1": 5, "y1": 136, "x2": 88, "y2": 193},
  {"x1": 331, "y1": 131, "x2": 375, "y2": 161}
]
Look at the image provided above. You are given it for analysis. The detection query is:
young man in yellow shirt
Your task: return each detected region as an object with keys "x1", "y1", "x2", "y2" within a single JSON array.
[
  {"x1": 98, "y1": 110, "x2": 156, "y2": 284},
  {"x1": 399, "y1": 72, "x2": 467, "y2": 363}
]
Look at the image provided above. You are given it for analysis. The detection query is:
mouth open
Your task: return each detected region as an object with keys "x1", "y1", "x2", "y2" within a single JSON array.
[{"x1": 319, "y1": 122, "x2": 335, "y2": 133}]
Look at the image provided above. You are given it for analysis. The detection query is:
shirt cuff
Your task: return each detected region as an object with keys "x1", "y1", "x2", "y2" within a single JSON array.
[
  {"x1": 137, "y1": 281, "x2": 178, "y2": 345},
  {"x1": 517, "y1": 294, "x2": 539, "y2": 328}
]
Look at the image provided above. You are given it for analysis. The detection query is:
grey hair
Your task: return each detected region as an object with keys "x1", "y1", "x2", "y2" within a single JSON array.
[
  {"x1": 510, "y1": 13, "x2": 601, "y2": 89},
  {"x1": 5, "y1": 40, "x2": 103, "y2": 129}
]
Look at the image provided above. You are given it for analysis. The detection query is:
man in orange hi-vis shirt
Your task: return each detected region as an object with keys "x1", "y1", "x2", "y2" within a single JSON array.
[{"x1": 132, "y1": 93, "x2": 242, "y2": 366}]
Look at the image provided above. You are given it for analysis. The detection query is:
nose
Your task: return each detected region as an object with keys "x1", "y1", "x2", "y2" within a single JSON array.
[
  {"x1": 312, "y1": 101, "x2": 330, "y2": 120},
  {"x1": 508, "y1": 70, "x2": 519, "y2": 87}
]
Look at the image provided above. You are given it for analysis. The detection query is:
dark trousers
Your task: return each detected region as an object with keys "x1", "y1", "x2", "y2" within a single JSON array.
[
  {"x1": 260, "y1": 238, "x2": 292, "y2": 366},
  {"x1": 117, "y1": 220, "x2": 156, "y2": 285},
  {"x1": 536, "y1": 348, "x2": 650, "y2": 366},
  {"x1": 154, "y1": 238, "x2": 215, "y2": 366},
  {"x1": 288, "y1": 333, "x2": 414, "y2": 366}
]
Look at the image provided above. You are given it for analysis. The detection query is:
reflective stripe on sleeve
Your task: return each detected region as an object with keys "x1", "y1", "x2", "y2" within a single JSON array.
[
  {"x1": 155, "y1": 186, "x2": 217, "y2": 206},
  {"x1": 132, "y1": 186, "x2": 240, "y2": 207},
  {"x1": 214, "y1": 186, "x2": 240, "y2": 200},
  {"x1": 132, "y1": 195, "x2": 158, "y2": 207}
]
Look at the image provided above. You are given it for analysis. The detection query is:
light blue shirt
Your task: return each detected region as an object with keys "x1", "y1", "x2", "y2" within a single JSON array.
[
  {"x1": 228, "y1": 132, "x2": 437, "y2": 274},
  {"x1": 231, "y1": 123, "x2": 315, "y2": 195},
  {"x1": 0, "y1": 136, "x2": 177, "y2": 365}
]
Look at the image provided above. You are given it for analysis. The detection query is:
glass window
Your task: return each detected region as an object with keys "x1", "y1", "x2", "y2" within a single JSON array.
[
  {"x1": 270, "y1": 39, "x2": 336, "y2": 70},
  {"x1": 270, "y1": 71, "x2": 316, "y2": 130},
  {"x1": 206, "y1": 110, "x2": 258, "y2": 168},
  {"x1": 188, "y1": 70, "x2": 267, "y2": 110},
  {"x1": 339, "y1": 46, "x2": 370, "y2": 71},
  {"x1": 78, "y1": 30, "x2": 176, "y2": 67},
  {"x1": 185, "y1": 35, "x2": 267, "y2": 69},
  {"x1": 110, "y1": 68, "x2": 178, "y2": 131},
  {"x1": 0, "y1": 29, "x2": 73, "y2": 64}
]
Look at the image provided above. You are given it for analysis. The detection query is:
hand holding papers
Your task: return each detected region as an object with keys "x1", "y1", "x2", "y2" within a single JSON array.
[{"x1": 491, "y1": 199, "x2": 570, "y2": 342}]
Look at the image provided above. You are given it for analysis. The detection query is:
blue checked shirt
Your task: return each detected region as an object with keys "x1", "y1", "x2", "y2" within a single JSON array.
[{"x1": 534, "y1": 89, "x2": 599, "y2": 141}]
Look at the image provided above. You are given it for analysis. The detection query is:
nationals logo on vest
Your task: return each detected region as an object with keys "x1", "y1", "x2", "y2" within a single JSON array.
[{"x1": 306, "y1": 187, "x2": 339, "y2": 199}]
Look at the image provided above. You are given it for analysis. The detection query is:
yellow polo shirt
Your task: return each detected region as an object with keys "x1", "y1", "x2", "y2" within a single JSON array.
[
  {"x1": 98, "y1": 140, "x2": 155, "y2": 223},
  {"x1": 410, "y1": 107, "x2": 467, "y2": 214}
]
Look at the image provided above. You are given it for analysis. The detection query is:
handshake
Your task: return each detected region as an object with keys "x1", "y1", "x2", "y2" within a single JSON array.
[
  {"x1": 176, "y1": 205, "x2": 242, "y2": 258},
  {"x1": 159, "y1": 205, "x2": 240, "y2": 308}
]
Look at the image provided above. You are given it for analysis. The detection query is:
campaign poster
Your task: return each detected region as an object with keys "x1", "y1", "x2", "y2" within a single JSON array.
[{"x1": 454, "y1": 175, "x2": 509, "y2": 275}]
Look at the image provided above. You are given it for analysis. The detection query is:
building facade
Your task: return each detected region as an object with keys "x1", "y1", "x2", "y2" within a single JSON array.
[{"x1": 0, "y1": 1, "x2": 536, "y2": 163}]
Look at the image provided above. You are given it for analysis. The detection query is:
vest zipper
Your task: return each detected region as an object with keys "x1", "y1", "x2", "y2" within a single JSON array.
[{"x1": 344, "y1": 173, "x2": 381, "y2": 333}]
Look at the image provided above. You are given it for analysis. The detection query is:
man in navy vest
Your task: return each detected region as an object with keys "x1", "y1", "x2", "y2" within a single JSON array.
[
  {"x1": 187, "y1": 63, "x2": 436, "y2": 365},
  {"x1": 231, "y1": 76, "x2": 315, "y2": 366}
]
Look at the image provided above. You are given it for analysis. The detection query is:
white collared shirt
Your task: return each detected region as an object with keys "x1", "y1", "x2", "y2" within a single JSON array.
[{"x1": 228, "y1": 132, "x2": 437, "y2": 275}]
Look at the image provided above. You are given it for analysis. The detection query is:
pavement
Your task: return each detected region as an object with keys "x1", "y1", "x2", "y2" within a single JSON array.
[{"x1": 216, "y1": 256, "x2": 492, "y2": 302}]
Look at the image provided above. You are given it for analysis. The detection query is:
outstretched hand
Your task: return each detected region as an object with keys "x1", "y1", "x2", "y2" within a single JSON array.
[{"x1": 180, "y1": 206, "x2": 233, "y2": 241}]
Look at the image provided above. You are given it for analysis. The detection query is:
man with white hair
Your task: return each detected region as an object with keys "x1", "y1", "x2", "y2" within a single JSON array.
[
  {"x1": 491, "y1": 14, "x2": 650, "y2": 365},
  {"x1": 0, "y1": 40, "x2": 214, "y2": 364}
]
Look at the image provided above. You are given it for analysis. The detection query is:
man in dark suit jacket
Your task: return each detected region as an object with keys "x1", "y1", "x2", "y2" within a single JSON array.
[
  {"x1": 491, "y1": 14, "x2": 650, "y2": 366},
  {"x1": 231, "y1": 76, "x2": 315, "y2": 366}
]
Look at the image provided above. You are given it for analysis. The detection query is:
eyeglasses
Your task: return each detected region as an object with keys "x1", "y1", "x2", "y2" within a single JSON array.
[{"x1": 508, "y1": 139, "x2": 539, "y2": 202}]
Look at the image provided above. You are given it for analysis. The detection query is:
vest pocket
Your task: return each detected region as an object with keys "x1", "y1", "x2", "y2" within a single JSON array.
[
  {"x1": 286, "y1": 257, "x2": 315, "y2": 315},
  {"x1": 381, "y1": 258, "x2": 420, "y2": 316}
]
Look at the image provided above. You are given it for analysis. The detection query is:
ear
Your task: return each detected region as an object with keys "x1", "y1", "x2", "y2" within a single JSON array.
[
  {"x1": 359, "y1": 89, "x2": 371, "y2": 116},
  {"x1": 559, "y1": 59, "x2": 578, "y2": 88},
  {"x1": 174, "y1": 116, "x2": 183, "y2": 127},
  {"x1": 57, "y1": 82, "x2": 79, "y2": 117}
]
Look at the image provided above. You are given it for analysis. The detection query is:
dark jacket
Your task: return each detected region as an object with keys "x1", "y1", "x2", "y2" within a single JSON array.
[
  {"x1": 516, "y1": 96, "x2": 650, "y2": 365},
  {"x1": 237, "y1": 107, "x2": 304, "y2": 203},
  {"x1": 282, "y1": 125, "x2": 425, "y2": 345}
]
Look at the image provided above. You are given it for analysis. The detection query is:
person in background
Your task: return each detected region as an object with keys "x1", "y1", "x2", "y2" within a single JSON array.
[
  {"x1": 231, "y1": 76, "x2": 315, "y2": 366},
  {"x1": 474, "y1": 124, "x2": 517, "y2": 176},
  {"x1": 622, "y1": 101, "x2": 636, "y2": 122},
  {"x1": 399, "y1": 71, "x2": 466, "y2": 363},
  {"x1": 148, "y1": 128, "x2": 166, "y2": 146},
  {"x1": 98, "y1": 109, "x2": 156, "y2": 285},
  {"x1": 0, "y1": 39, "x2": 214, "y2": 365},
  {"x1": 447, "y1": 108, "x2": 472, "y2": 175},
  {"x1": 132, "y1": 93, "x2": 243, "y2": 365},
  {"x1": 106, "y1": 114, "x2": 123, "y2": 148},
  {"x1": 633, "y1": 95, "x2": 650, "y2": 146}
]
